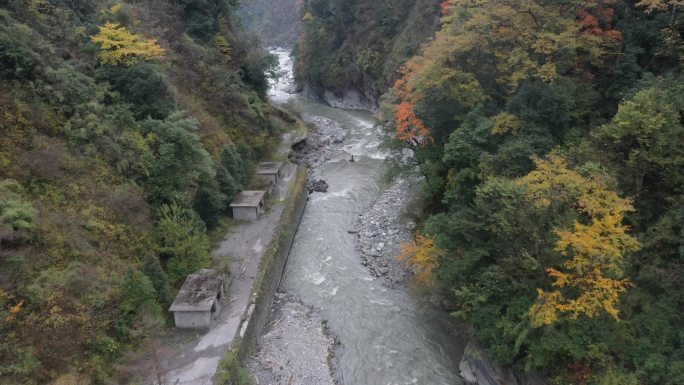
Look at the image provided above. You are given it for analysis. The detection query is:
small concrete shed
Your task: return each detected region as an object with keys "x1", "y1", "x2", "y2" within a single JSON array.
[
  {"x1": 230, "y1": 191, "x2": 266, "y2": 221},
  {"x1": 256, "y1": 162, "x2": 284, "y2": 184},
  {"x1": 169, "y1": 269, "x2": 227, "y2": 329}
]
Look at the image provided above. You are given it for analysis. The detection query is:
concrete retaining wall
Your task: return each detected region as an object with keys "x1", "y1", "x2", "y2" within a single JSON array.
[{"x1": 215, "y1": 167, "x2": 309, "y2": 383}]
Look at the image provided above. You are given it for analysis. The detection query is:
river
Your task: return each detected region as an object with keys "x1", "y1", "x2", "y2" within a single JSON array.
[{"x1": 268, "y1": 48, "x2": 465, "y2": 385}]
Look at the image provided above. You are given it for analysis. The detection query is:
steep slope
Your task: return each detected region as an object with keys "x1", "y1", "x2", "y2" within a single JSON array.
[
  {"x1": 294, "y1": 0, "x2": 441, "y2": 109},
  {"x1": 386, "y1": 1, "x2": 684, "y2": 384},
  {"x1": 0, "y1": 1, "x2": 285, "y2": 383},
  {"x1": 238, "y1": 0, "x2": 301, "y2": 47}
]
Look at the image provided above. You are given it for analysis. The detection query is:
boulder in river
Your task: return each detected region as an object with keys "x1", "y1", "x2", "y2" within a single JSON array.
[{"x1": 308, "y1": 179, "x2": 329, "y2": 193}]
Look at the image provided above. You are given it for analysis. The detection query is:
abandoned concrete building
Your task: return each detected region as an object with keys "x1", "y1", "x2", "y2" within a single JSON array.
[
  {"x1": 256, "y1": 162, "x2": 284, "y2": 184},
  {"x1": 169, "y1": 269, "x2": 227, "y2": 329},
  {"x1": 230, "y1": 190, "x2": 266, "y2": 221}
]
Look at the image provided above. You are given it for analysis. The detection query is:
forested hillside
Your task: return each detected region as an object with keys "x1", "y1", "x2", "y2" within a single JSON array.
[
  {"x1": 0, "y1": 0, "x2": 282, "y2": 383},
  {"x1": 294, "y1": 0, "x2": 442, "y2": 105},
  {"x1": 299, "y1": 0, "x2": 683, "y2": 384}
]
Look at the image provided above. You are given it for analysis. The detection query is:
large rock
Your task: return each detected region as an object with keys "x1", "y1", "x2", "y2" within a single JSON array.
[
  {"x1": 459, "y1": 342, "x2": 548, "y2": 385},
  {"x1": 322, "y1": 89, "x2": 378, "y2": 112},
  {"x1": 291, "y1": 138, "x2": 307, "y2": 151},
  {"x1": 298, "y1": 83, "x2": 378, "y2": 112},
  {"x1": 308, "y1": 179, "x2": 329, "y2": 193}
]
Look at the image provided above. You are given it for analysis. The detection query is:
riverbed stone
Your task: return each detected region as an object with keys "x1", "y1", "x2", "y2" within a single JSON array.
[
  {"x1": 355, "y1": 177, "x2": 422, "y2": 286},
  {"x1": 247, "y1": 296, "x2": 336, "y2": 385},
  {"x1": 308, "y1": 179, "x2": 329, "y2": 193}
]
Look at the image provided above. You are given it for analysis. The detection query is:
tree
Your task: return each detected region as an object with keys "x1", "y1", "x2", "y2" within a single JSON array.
[
  {"x1": 593, "y1": 83, "x2": 684, "y2": 208},
  {"x1": 395, "y1": 101, "x2": 431, "y2": 145},
  {"x1": 521, "y1": 156, "x2": 640, "y2": 326},
  {"x1": 142, "y1": 113, "x2": 216, "y2": 207},
  {"x1": 392, "y1": 58, "x2": 485, "y2": 145},
  {"x1": 142, "y1": 255, "x2": 173, "y2": 309},
  {"x1": 175, "y1": 0, "x2": 236, "y2": 40},
  {"x1": 398, "y1": 232, "x2": 443, "y2": 284},
  {"x1": 391, "y1": 0, "x2": 622, "y2": 147},
  {"x1": 637, "y1": 0, "x2": 684, "y2": 14},
  {"x1": 442, "y1": 107, "x2": 492, "y2": 205},
  {"x1": 156, "y1": 204, "x2": 211, "y2": 286},
  {"x1": 91, "y1": 22, "x2": 165, "y2": 66},
  {"x1": 97, "y1": 63, "x2": 176, "y2": 119},
  {"x1": 118, "y1": 269, "x2": 162, "y2": 338},
  {"x1": 193, "y1": 170, "x2": 227, "y2": 228},
  {"x1": 220, "y1": 144, "x2": 248, "y2": 187}
]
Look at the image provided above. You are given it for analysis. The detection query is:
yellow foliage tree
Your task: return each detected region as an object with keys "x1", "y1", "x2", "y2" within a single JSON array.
[
  {"x1": 435, "y1": 0, "x2": 621, "y2": 90},
  {"x1": 398, "y1": 232, "x2": 443, "y2": 284},
  {"x1": 519, "y1": 156, "x2": 640, "y2": 327},
  {"x1": 391, "y1": 0, "x2": 623, "y2": 145},
  {"x1": 90, "y1": 22, "x2": 165, "y2": 66},
  {"x1": 637, "y1": 0, "x2": 684, "y2": 13},
  {"x1": 491, "y1": 112, "x2": 523, "y2": 135}
]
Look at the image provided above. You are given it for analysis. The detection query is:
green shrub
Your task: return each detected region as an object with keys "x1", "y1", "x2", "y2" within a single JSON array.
[
  {"x1": 0, "y1": 11, "x2": 49, "y2": 80},
  {"x1": 0, "y1": 180, "x2": 37, "y2": 239},
  {"x1": 193, "y1": 170, "x2": 227, "y2": 228},
  {"x1": 221, "y1": 144, "x2": 249, "y2": 187},
  {"x1": 98, "y1": 63, "x2": 176, "y2": 120},
  {"x1": 177, "y1": 0, "x2": 231, "y2": 41},
  {"x1": 156, "y1": 204, "x2": 211, "y2": 286},
  {"x1": 215, "y1": 351, "x2": 253, "y2": 385},
  {"x1": 117, "y1": 268, "x2": 163, "y2": 339},
  {"x1": 46, "y1": 65, "x2": 101, "y2": 117},
  {"x1": 141, "y1": 113, "x2": 215, "y2": 207},
  {"x1": 142, "y1": 255, "x2": 173, "y2": 310}
]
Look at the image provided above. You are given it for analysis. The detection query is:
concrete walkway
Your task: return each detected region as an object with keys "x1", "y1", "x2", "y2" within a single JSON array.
[{"x1": 149, "y1": 163, "x2": 297, "y2": 385}]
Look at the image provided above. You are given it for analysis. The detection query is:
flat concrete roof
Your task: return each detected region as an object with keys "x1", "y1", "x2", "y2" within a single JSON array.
[
  {"x1": 229, "y1": 190, "x2": 266, "y2": 208},
  {"x1": 256, "y1": 162, "x2": 283, "y2": 175},
  {"x1": 169, "y1": 269, "x2": 225, "y2": 312}
]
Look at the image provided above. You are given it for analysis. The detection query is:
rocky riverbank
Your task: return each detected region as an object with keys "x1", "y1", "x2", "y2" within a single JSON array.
[
  {"x1": 290, "y1": 111, "x2": 418, "y2": 287},
  {"x1": 459, "y1": 342, "x2": 549, "y2": 385},
  {"x1": 288, "y1": 113, "x2": 347, "y2": 169},
  {"x1": 354, "y1": 177, "x2": 419, "y2": 286},
  {"x1": 248, "y1": 110, "x2": 347, "y2": 385},
  {"x1": 299, "y1": 84, "x2": 378, "y2": 113},
  {"x1": 264, "y1": 46, "x2": 465, "y2": 385},
  {"x1": 246, "y1": 294, "x2": 337, "y2": 385}
]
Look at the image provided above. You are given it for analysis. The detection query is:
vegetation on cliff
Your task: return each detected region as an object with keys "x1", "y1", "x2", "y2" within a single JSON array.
[
  {"x1": 0, "y1": 0, "x2": 283, "y2": 383},
  {"x1": 387, "y1": 1, "x2": 684, "y2": 384},
  {"x1": 294, "y1": 0, "x2": 442, "y2": 102}
]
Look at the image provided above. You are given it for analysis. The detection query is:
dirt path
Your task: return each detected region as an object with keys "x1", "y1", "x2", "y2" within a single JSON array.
[{"x1": 145, "y1": 162, "x2": 297, "y2": 385}]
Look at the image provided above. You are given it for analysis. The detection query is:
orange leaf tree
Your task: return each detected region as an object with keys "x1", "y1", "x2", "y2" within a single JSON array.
[{"x1": 398, "y1": 232, "x2": 444, "y2": 284}]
